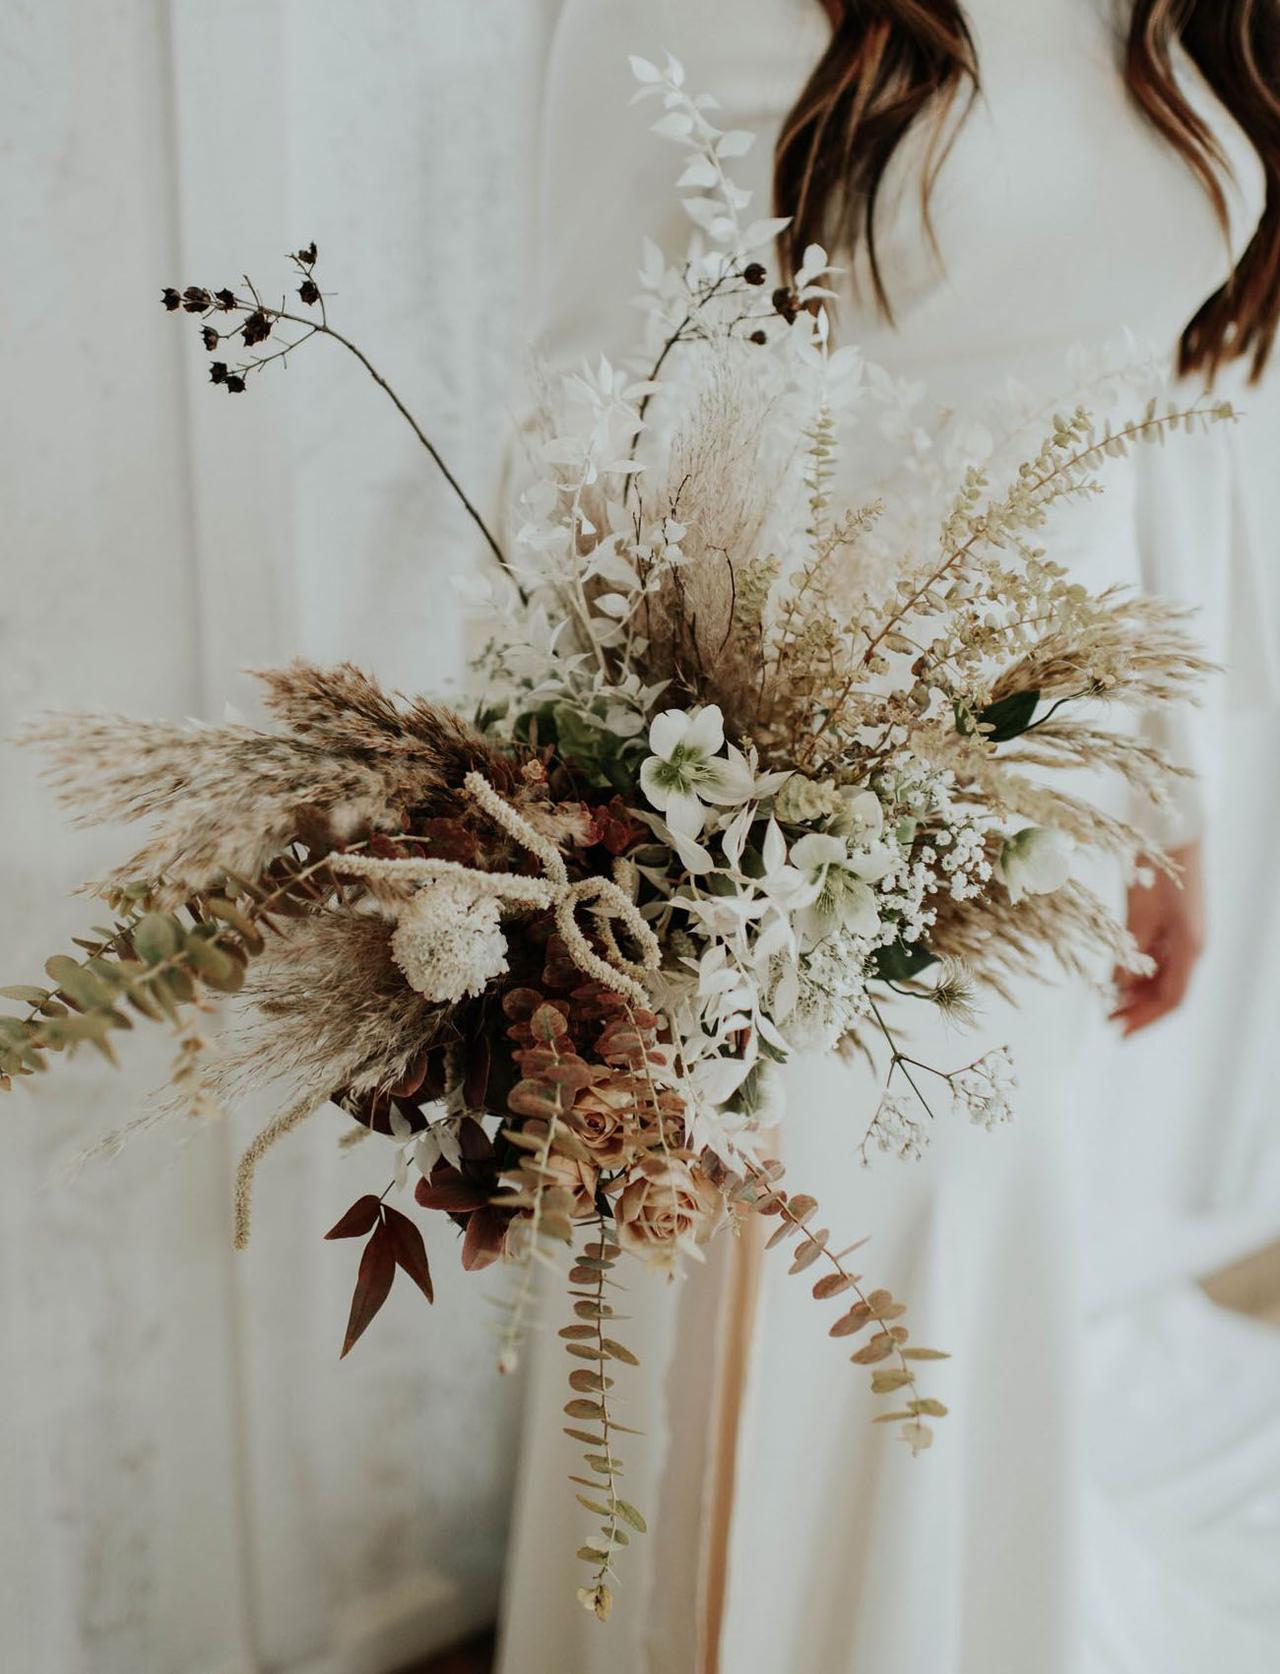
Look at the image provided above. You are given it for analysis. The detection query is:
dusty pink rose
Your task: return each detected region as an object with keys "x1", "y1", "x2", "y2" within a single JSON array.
[
  {"x1": 543, "y1": 1149, "x2": 600, "y2": 1220},
  {"x1": 614, "y1": 1156, "x2": 723, "y2": 1263},
  {"x1": 569, "y1": 1083, "x2": 646, "y2": 1169}
]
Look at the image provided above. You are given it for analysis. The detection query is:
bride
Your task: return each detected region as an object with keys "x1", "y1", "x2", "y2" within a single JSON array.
[{"x1": 497, "y1": 3, "x2": 1273, "y2": 1670}]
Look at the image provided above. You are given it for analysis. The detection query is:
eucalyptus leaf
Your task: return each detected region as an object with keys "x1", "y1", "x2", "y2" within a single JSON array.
[{"x1": 133, "y1": 913, "x2": 181, "y2": 964}]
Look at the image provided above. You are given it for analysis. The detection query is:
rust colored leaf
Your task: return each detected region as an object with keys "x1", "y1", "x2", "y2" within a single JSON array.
[
  {"x1": 568, "y1": 1369, "x2": 610, "y2": 1393},
  {"x1": 829, "y1": 1302, "x2": 874, "y2": 1338},
  {"x1": 564, "y1": 1398, "x2": 606, "y2": 1421},
  {"x1": 563, "y1": 1426, "x2": 605, "y2": 1446},
  {"x1": 461, "y1": 1207, "x2": 507, "y2": 1270},
  {"x1": 324, "y1": 1194, "x2": 381, "y2": 1241},
  {"x1": 812, "y1": 1273, "x2": 852, "y2": 1300},
  {"x1": 415, "y1": 817, "x2": 481, "y2": 866},
  {"x1": 462, "y1": 1033, "x2": 491, "y2": 1110},
  {"x1": 851, "y1": 1333, "x2": 896, "y2": 1365},
  {"x1": 339, "y1": 1221, "x2": 395, "y2": 1358},
  {"x1": 386, "y1": 1054, "x2": 429, "y2": 1100},
  {"x1": 530, "y1": 1003, "x2": 569, "y2": 1042},
  {"x1": 415, "y1": 1170, "x2": 490, "y2": 1213},
  {"x1": 541, "y1": 1059, "x2": 596, "y2": 1091},
  {"x1": 507, "y1": 1078, "x2": 563, "y2": 1120},
  {"x1": 601, "y1": 1338, "x2": 639, "y2": 1365},
  {"x1": 383, "y1": 1205, "x2": 434, "y2": 1304},
  {"x1": 870, "y1": 1367, "x2": 915, "y2": 1393},
  {"x1": 501, "y1": 987, "x2": 544, "y2": 1022}
]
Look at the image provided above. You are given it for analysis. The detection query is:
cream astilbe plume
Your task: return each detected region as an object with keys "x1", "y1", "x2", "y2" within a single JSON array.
[{"x1": 631, "y1": 348, "x2": 790, "y2": 712}]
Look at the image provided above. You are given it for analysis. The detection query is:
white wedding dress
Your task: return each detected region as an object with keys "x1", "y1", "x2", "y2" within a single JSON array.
[{"x1": 496, "y1": 4, "x2": 1266, "y2": 1671}]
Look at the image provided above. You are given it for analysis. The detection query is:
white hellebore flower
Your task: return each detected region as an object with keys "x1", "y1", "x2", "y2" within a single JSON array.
[
  {"x1": 830, "y1": 785, "x2": 898, "y2": 875},
  {"x1": 998, "y1": 827, "x2": 1072, "y2": 904},
  {"x1": 831, "y1": 786, "x2": 884, "y2": 842},
  {"x1": 789, "y1": 832, "x2": 882, "y2": 943},
  {"x1": 640, "y1": 704, "x2": 751, "y2": 837}
]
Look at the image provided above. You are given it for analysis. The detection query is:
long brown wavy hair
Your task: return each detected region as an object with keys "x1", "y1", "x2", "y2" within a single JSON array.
[{"x1": 777, "y1": 0, "x2": 1280, "y2": 378}]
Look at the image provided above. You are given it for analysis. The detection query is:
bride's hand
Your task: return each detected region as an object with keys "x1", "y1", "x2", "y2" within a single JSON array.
[{"x1": 1110, "y1": 840, "x2": 1206, "y2": 1036}]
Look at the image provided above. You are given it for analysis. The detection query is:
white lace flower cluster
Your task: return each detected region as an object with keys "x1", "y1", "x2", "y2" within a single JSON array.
[
  {"x1": 865, "y1": 1089, "x2": 930, "y2": 1163},
  {"x1": 786, "y1": 928, "x2": 873, "y2": 1053},
  {"x1": 950, "y1": 1047, "x2": 1017, "y2": 1132},
  {"x1": 390, "y1": 878, "x2": 509, "y2": 1003},
  {"x1": 830, "y1": 757, "x2": 994, "y2": 955}
]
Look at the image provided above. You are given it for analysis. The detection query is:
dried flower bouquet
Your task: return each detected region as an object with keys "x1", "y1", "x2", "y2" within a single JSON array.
[{"x1": 3, "y1": 57, "x2": 1226, "y2": 1620}]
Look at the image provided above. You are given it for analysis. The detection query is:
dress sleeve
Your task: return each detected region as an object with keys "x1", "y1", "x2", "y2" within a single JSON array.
[
  {"x1": 1131, "y1": 366, "x2": 1280, "y2": 848},
  {"x1": 501, "y1": 0, "x2": 820, "y2": 536},
  {"x1": 531, "y1": 0, "x2": 697, "y2": 374}
]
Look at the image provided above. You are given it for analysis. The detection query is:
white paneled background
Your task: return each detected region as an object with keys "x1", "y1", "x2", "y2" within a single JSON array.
[{"x1": 2, "y1": 4, "x2": 1280, "y2": 1673}]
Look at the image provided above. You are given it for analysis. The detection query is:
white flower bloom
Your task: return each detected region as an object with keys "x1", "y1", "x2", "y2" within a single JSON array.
[
  {"x1": 391, "y1": 879, "x2": 508, "y2": 1002},
  {"x1": 640, "y1": 705, "x2": 766, "y2": 847},
  {"x1": 831, "y1": 786, "x2": 884, "y2": 842},
  {"x1": 998, "y1": 827, "x2": 1072, "y2": 904},
  {"x1": 789, "y1": 832, "x2": 882, "y2": 943},
  {"x1": 640, "y1": 704, "x2": 729, "y2": 836}
]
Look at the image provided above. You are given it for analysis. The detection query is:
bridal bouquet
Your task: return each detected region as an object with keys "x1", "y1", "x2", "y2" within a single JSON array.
[{"x1": 3, "y1": 56, "x2": 1224, "y2": 1619}]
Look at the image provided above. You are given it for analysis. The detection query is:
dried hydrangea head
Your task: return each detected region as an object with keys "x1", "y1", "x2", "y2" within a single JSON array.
[{"x1": 390, "y1": 879, "x2": 509, "y2": 1002}]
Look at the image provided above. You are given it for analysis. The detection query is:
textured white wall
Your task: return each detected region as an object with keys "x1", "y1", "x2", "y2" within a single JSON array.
[{"x1": 0, "y1": 4, "x2": 558, "y2": 1670}]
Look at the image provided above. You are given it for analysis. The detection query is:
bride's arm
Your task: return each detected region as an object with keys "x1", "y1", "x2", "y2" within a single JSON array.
[{"x1": 1111, "y1": 393, "x2": 1233, "y2": 1033}]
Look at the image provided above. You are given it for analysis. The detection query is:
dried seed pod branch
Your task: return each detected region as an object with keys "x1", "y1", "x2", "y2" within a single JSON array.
[{"x1": 163, "y1": 247, "x2": 518, "y2": 590}]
